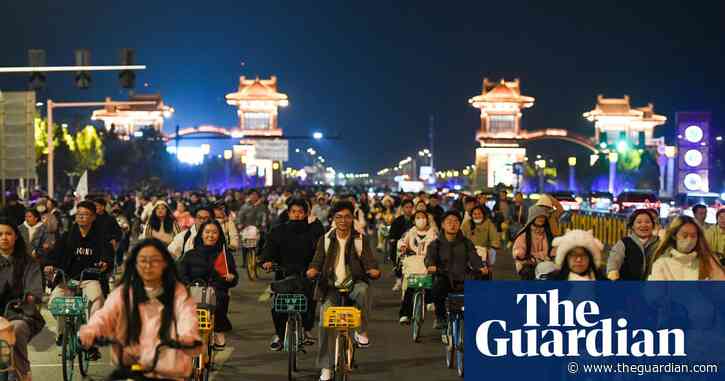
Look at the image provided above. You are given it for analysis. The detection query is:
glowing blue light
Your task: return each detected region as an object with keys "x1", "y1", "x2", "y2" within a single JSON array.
[{"x1": 313, "y1": 132, "x2": 323, "y2": 140}]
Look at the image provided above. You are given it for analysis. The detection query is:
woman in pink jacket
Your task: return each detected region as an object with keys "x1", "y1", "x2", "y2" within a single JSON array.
[{"x1": 79, "y1": 238, "x2": 201, "y2": 380}]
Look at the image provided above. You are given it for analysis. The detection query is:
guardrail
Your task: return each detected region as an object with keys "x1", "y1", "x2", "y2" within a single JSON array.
[{"x1": 561, "y1": 210, "x2": 628, "y2": 247}]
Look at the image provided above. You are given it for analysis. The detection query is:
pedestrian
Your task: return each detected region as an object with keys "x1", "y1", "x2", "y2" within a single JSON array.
[
  {"x1": 607, "y1": 209, "x2": 660, "y2": 280},
  {"x1": 648, "y1": 215, "x2": 725, "y2": 281},
  {"x1": 549, "y1": 229, "x2": 606, "y2": 280}
]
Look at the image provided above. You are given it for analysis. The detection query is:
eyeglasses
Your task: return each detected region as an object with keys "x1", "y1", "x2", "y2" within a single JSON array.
[{"x1": 137, "y1": 258, "x2": 165, "y2": 267}]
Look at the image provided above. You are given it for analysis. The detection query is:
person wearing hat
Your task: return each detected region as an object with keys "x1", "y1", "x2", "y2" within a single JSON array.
[
  {"x1": 512, "y1": 207, "x2": 556, "y2": 280},
  {"x1": 425, "y1": 210, "x2": 487, "y2": 329},
  {"x1": 607, "y1": 209, "x2": 660, "y2": 281},
  {"x1": 549, "y1": 230, "x2": 606, "y2": 280},
  {"x1": 527, "y1": 194, "x2": 565, "y2": 237},
  {"x1": 140, "y1": 201, "x2": 181, "y2": 246}
]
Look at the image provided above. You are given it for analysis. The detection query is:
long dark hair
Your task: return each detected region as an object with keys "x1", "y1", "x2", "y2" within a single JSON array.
[
  {"x1": 193, "y1": 220, "x2": 227, "y2": 252},
  {"x1": 0, "y1": 218, "x2": 33, "y2": 292},
  {"x1": 149, "y1": 203, "x2": 174, "y2": 232},
  {"x1": 121, "y1": 238, "x2": 183, "y2": 345},
  {"x1": 525, "y1": 217, "x2": 554, "y2": 260}
]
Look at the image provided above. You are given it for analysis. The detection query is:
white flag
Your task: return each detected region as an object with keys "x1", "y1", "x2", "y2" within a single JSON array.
[{"x1": 75, "y1": 171, "x2": 88, "y2": 200}]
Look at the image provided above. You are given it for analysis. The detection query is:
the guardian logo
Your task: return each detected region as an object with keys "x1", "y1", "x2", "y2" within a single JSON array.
[{"x1": 476, "y1": 289, "x2": 686, "y2": 357}]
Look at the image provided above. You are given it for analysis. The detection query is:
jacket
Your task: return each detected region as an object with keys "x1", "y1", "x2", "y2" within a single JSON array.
[
  {"x1": 389, "y1": 215, "x2": 413, "y2": 241},
  {"x1": 309, "y1": 230, "x2": 379, "y2": 301},
  {"x1": 167, "y1": 225, "x2": 199, "y2": 259},
  {"x1": 45, "y1": 223, "x2": 114, "y2": 280},
  {"x1": 235, "y1": 201, "x2": 267, "y2": 228},
  {"x1": 705, "y1": 225, "x2": 725, "y2": 256},
  {"x1": 607, "y1": 233, "x2": 659, "y2": 280},
  {"x1": 425, "y1": 232, "x2": 483, "y2": 283},
  {"x1": 18, "y1": 222, "x2": 51, "y2": 258},
  {"x1": 461, "y1": 219, "x2": 500, "y2": 249},
  {"x1": 0, "y1": 254, "x2": 45, "y2": 336},
  {"x1": 178, "y1": 246, "x2": 239, "y2": 290},
  {"x1": 262, "y1": 220, "x2": 325, "y2": 275},
  {"x1": 79, "y1": 283, "x2": 201, "y2": 380}
]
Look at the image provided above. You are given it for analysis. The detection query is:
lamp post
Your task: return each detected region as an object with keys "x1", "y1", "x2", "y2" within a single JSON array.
[
  {"x1": 535, "y1": 159, "x2": 546, "y2": 193},
  {"x1": 568, "y1": 156, "x2": 577, "y2": 190},
  {"x1": 608, "y1": 152, "x2": 619, "y2": 194}
]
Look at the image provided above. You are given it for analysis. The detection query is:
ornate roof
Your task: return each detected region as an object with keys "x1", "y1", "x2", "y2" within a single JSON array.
[
  {"x1": 469, "y1": 78, "x2": 535, "y2": 108},
  {"x1": 226, "y1": 76, "x2": 289, "y2": 104},
  {"x1": 583, "y1": 95, "x2": 666, "y2": 122}
]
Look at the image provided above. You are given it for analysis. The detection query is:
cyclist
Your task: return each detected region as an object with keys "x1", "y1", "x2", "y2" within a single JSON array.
[
  {"x1": 44, "y1": 200, "x2": 113, "y2": 360},
  {"x1": 178, "y1": 220, "x2": 238, "y2": 349},
  {"x1": 389, "y1": 199, "x2": 414, "y2": 291},
  {"x1": 425, "y1": 211, "x2": 487, "y2": 329},
  {"x1": 212, "y1": 201, "x2": 240, "y2": 254},
  {"x1": 261, "y1": 198, "x2": 324, "y2": 351},
  {"x1": 0, "y1": 218, "x2": 45, "y2": 381},
  {"x1": 397, "y1": 210, "x2": 437, "y2": 324},
  {"x1": 167, "y1": 207, "x2": 212, "y2": 260},
  {"x1": 306, "y1": 201, "x2": 381, "y2": 381},
  {"x1": 79, "y1": 239, "x2": 202, "y2": 380}
]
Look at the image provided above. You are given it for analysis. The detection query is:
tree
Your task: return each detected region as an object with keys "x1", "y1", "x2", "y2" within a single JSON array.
[{"x1": 72, "y1": 125, "x2": 104, "y2": 173}]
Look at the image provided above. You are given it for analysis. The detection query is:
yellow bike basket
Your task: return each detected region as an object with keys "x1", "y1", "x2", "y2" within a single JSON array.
[{"x1": 323, "y1": 307, "x2": 361, "y2": 329}]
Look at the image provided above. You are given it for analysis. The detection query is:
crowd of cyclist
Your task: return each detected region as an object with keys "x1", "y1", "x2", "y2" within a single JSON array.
[{"x1": 1, "y1": 186, "x2": 724, "y2": 380}]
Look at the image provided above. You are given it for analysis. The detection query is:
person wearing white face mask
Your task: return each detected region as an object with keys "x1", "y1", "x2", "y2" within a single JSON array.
[
  {"x1": 648, "y1": 215, "x2": 725, "y2": 281},
  {"x1": 461, "y1": 205, "x2": 500, "y2": 270},
  {"x1": 396, "y1": 210, "x2": 438, "y2": 324}
]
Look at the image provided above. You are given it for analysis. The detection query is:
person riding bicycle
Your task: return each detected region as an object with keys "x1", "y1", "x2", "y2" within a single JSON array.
[
  {"x1": 397, "y1": 210, "x2": 437, "y2": 324},
  {"x1": 261, "y1": 198, "x2": 324, "y2": 351},
  {"x1": 167, "y1": 207, "x2": 212, "y2": 260},
  {"x1": 425, "y1": 210, "x2": 487, "y2": 329},
  {"x1": 0, "y1": 218, "x2": 45, "y2": 381},
  {"x1": 44, "y1": 200, "x2": 113, "y2": 360},
  {"x1": 178, "y1": 220, "x2": 238, "y2": 349},
  {"x1": 79, "y1": 239, "x2": 202, "y2": 380},
  {"x1": 306, "y1": 201, "x2": 381, "y2": 381}
]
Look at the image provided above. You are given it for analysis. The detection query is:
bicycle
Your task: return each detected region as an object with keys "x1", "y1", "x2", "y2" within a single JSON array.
[
  {"x1": 443, "y1": 293, "x2": 464, "y2": 378},
  {"x1": 268, "y1": 264, "x2": 309, "y2": 381},
  {"x1": 322, "y1": 286, "x2": 361, "y2": 381},
  {"x1": 188, "y1": 280, "x2": 216, "y2": 381},
  {"x1": 93, "y1": 337, "x2": 201, "y2": 381},
  {"x1": 241, "y1": 225, "x2": 260, "y2": 281},
  {"x1": 407, "y1": 274, "x2": 432, "y2": 343},
  {"x1": 48, "y1": 268, "x2": 103, "y2": 381},
  {"x1": 0, "y1": 298, "x2": 24, "y2": 381}
]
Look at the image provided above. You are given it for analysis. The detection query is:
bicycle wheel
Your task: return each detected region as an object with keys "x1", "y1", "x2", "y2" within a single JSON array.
[
  {"x1": 412, "y1": 291, "x2": 423, "y2": 343},
  {"x1": 246, "y1": 248, "x2": 258, "y2": 281},
  {"x1": 444, "y1": 320, "x2": 455, "y2": 369},
  {"x1": 62, "y1": 324, "x2": 77, "y2": 381},
  {"x1": 334, "y1": 335, "x2": 348, "y2": 381},
  {"x1": 286, "y1": 320, "x2": 296, "y2": 380},
  {"x1": 456, "y1": 320, "x2": 464, "y2": 378},
  {"x1": 79, "y1": 304, "x2": 91, "y2": 376}
]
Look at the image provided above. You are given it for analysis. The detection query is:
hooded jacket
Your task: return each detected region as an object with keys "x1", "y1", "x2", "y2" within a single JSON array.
[
  {"x1": 262, "y1": 219, "x2": 325, "y2": 275},
  {"x1": 45, "y1": 222, "x2": 114, "y2": 280}
]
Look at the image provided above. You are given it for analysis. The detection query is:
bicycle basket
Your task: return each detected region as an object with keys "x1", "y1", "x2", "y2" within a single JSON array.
[
  {"x1": 196, "y1": 308, "x2": 214, "y2": 332},
  {"x1": 445, "y1": 294, "x2": 464, "y2": 313},
  {"x1": 407, "y1": 274, "x2": 433, "y2": 289},
  {"x1": 273, "y1": 293, "x2": 307, "y2": 313},
  {"x1": 323, "y1": 307, "x2": 361, "y2": 329},
  {"x1": 49, "y1": 296, "x2": 86, "y2": 317}
]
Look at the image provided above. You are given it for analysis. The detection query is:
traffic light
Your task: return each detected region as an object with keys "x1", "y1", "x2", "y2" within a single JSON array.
[
  {"x1": 27, "y1": 49, "x2": 46, "y2": 90},
  {"x1": 75, "y1": 49, "x2": 91, "y2": 89},
  {"x1": 119, "y1": 48, "x2": 135, "y2": 89}
]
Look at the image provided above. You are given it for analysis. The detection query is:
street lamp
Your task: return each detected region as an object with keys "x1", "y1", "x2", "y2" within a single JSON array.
[{"x1": 313, "y1": 132, "x2": 323, "y2": 140}]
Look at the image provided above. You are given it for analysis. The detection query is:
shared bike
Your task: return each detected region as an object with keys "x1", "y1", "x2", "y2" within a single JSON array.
[
  {"x1": 48, "y1": 268, "x2": 103, "y2": 381},
  {"x1": 407, "y1": 274, "x2": 433, "y2": 343},
  {"x1": 188, "y1": 279, "x2": 217, "y2": 381},
  {"x1": 443, "y1": 293, "x2": 464, "y2": 378},
  {"x1": 93, "y1": 337, "x2": 201, "y2": 381},
  {"x1": 322, "y1": 286, "x2": 361, "y2": 381}
]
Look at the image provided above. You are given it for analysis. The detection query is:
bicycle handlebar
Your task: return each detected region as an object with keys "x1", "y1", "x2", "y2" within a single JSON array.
[{"x1": 94, "y1": 337, "x2": 202, "y2": 374}]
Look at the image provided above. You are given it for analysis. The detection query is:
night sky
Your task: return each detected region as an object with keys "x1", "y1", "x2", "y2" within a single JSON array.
[{"x1": 1, "y1": 1, "x2": 723, "y2": 173}]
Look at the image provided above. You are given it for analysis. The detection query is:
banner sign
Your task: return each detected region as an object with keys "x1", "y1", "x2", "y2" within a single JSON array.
[
  {"x1": 254, "y1": 139, "x2": 288, "y2": 161},
  {"x1": 465, "y1": 281, "x2": 724, "y2": 380}
]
